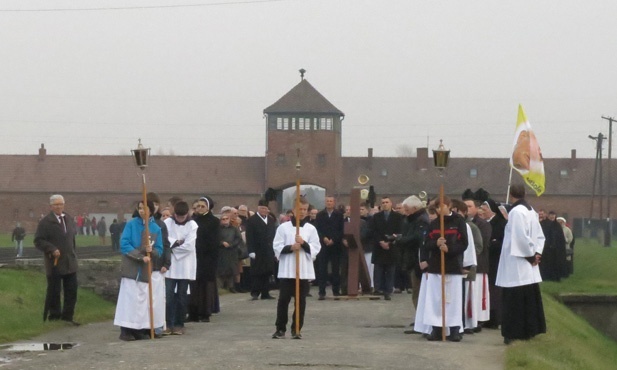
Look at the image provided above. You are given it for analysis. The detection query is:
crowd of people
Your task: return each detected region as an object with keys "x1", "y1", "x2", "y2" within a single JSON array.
[{"x1": 33, "y1": 185, "x2": 576, "y2": 344}]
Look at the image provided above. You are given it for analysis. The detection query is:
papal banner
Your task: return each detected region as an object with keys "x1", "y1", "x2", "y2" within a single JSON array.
[{"x1": 510, "y1": 104, "x2": 545, "y2": 196}]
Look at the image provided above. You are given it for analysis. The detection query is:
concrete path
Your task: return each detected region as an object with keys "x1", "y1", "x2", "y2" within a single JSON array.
[{"x1": 0, "y1": 291, "x2": 504, "y2": 369}]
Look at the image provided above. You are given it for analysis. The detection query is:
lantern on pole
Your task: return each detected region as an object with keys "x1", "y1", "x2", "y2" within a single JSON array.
[
  {"x1": 432, "y1": 139, "x2": 450, "y2": 341},
  {"x1": 131, "y1": 139, "x2": 155, "y2": 339}
]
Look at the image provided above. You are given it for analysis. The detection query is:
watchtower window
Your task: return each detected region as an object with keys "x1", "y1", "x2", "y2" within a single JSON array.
[
  {"x1": 276, "y1": 117, "x2": 289, "y2": 130},
  {"x1": 276, "y1": 154, "x2": 286, "y2": 165},
  {"x1": 317, "y1": 154, "x2": 326, "y2": 167},
  {"x1": 319, "y1": 118, "x2": 333, "y2": 130}
]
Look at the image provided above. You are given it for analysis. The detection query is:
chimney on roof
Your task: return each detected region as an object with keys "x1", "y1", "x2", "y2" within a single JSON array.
[
  {"x1": 571, "y1": 149, "x2": 576, "y2": 159},
  {"x1": 570, "y1": 149, "x2": 577, "y2": 171},
  {"x1": 417, "y1": 147, "x2": 428, "y2": 170},
  {"x1": 299, "y1": 68, "x2": 306, "y2": 80},
  {"x1": 367, "y1": 148, "x2": 373, "y2": 170},
  {"x1": 38, "y1": 143, "x2": 46, "y2": 161}
]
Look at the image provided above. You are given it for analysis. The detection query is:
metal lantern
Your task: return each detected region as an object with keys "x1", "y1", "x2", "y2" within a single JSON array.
[
  {"x1": 131, "y1": 139, "x2": 150, "y2": 169},
  {"x1": 432, "y1": 139, "x2": 450, "y2": 169}
]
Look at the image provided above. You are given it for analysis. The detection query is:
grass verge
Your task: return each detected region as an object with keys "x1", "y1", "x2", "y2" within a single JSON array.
[
  {"x1": 505, "y1": 239, "x2": 617, "y2": 369},
  {"x1": 0, "y1": 268, "x2": 115, "y2": 344}
]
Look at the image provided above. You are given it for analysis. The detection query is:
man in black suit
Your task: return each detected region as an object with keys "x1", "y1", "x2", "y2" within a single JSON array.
[
  {"x1": 315, "y1": 196, "x2": 345, "y2": 299},
  {"x1": 246, "y1": 199, "x2": 278, "y2": 300},
  {"x1": 34, "y1": 194, "x2": 79, "y2": 325},
  {"x1": 370, "y1": 196, "x2": 403, "y2": 300}
]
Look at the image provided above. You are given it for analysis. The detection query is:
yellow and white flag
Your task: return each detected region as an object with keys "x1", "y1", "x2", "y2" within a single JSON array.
[{"x1": 510, "y1": 104, "x2": 545, "y2": 196}]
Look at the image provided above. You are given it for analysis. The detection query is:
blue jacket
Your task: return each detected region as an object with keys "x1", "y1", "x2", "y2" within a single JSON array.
[{"x1": 120, "y1": 217, "x2": 163, "y2": 282}]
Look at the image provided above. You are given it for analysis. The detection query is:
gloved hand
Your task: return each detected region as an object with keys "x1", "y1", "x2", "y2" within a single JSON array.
[{"x1": 249, "y1": 253, "x2": 256, "y2": 259}]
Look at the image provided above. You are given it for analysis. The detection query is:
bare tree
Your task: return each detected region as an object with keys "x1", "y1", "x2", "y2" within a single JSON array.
[{"x1": 395, "y1": 144, "x2": 416, "y2": 157}]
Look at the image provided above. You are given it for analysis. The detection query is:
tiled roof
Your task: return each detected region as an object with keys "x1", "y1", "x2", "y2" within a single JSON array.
[
  {"x1": 338, "y1": 156, "x2": 600, "y2": 198},
  {"x1": 0, "y1": 155, "x2": 265, "y2": 195},
  {"x1": 0, "y1": 154, "x2": 604, "y2": 198},
  {"x1": 263, "y1": 79, "x2": 344, "y2": 115}
]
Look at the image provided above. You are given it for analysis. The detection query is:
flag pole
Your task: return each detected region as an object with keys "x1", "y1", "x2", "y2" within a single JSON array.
[
  {"x1": 294, "y1": 149, "x2": 301, "y2": 338},
  {"x1": 505, "y1": 166, "x2": 513, "y2": 203}
]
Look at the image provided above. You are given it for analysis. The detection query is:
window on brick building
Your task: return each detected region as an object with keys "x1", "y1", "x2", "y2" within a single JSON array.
[
  {"x1": 276, "y1": 154, "x2": 286, "y2": 165},
  {"x1": 470, "y1": 168, "x2": 477, "y2": 178},
  {"x1": 317, "y1": 154, "x2": 326, "y2": 167}
]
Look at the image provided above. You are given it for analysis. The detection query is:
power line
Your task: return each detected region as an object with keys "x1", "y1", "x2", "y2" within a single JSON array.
[{"x1": 0, "y1": 0, "x2": 293, "y2": 13}]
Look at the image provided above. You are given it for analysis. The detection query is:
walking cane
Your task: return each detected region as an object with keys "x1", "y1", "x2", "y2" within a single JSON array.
[
  {"x1": 439, "y1": 184, "x2": 446, "y2": 341},
  {"x1": 294, "y1": 149, "x2": 301, "y2": 338}
]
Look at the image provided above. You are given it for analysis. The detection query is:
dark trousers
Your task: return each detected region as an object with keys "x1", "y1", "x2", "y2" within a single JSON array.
[
  {"x1": 276, "y1": 279, "x2": 310, "y2": 333},
  {"x1": 373, "y1": 263, "x2": 395, "y2": 294},
  {"x1": 251, "y1": 273, "x2": 272, "y2": 298},
  {"x1": 165, "y1": 278, "x2": 189, "y2": 328},
  {"x1": 45, "y1": 272, "x2": 78, "y2": 321},
  {"x1": 317, "y1": 245, "x2": 342, "y2": 296}
]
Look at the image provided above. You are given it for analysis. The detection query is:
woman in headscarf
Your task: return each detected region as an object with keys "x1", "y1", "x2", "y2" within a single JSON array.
[{"x1": 188, "y1": 196, "x2": 221, "y2": 322}]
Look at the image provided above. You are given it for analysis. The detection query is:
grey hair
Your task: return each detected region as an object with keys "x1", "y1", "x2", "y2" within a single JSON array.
[
  {"x1": 402, "y1": 195, "x2": 423, "y2": 210},
  {"x1": 220, "y1": 206, "x2": 232, "y2": 214},
  {"x1": 49, "y1": 194, "x2": 65, "y2": 204}
]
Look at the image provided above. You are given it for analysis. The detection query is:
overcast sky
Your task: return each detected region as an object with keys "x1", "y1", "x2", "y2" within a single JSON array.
[{"x1": 1, "y1": 0, "x2": 616, "y2": 159}]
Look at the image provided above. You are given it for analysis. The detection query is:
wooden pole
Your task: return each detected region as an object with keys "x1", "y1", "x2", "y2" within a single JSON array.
[
  {"x1": 141, "y1": 173, "x2": 155, "y2": 340},
  {"x1": 439, "y1": 183, "x2": 446, "y2": 342},
  {"x1": 294, "y1": 173, "x2": 301, "y2": 336}
]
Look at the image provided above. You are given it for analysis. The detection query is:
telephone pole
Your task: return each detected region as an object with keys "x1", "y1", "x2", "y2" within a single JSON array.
[{"x1": 601, "y1": 116, "x2": 614, "y2": 247}]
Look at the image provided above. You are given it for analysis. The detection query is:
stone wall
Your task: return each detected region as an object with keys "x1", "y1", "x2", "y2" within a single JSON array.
[{"x1": 15, "y1": 258, "x2": 121, "y2": 302}]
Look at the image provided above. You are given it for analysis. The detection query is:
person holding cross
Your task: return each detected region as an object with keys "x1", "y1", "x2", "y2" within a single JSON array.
[{"x1": 271, "y1": 197, "x2": 321, "y2": 339}]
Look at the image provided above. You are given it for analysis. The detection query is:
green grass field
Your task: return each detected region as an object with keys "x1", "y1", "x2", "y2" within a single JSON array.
[
  {"x1": 505, "y1": 239, "x2": 617, "y2": 369},
  {"x1": 0, "y1": 234, "x2": 106, "y2": 248},
  {"x1": 0, "y1": 268, "x2": 115, "y2": 344}
]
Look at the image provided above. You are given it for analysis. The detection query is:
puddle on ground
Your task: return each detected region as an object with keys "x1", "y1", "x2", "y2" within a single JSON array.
[{"x1": 0, "y1": 343, "x2": 78, "y2": 351}]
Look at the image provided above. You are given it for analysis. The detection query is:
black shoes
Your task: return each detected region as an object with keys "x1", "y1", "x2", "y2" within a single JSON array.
[
  {"x1": 426, "y1": 327, "x2": 443, "y2": 341},
  {"x1": 384, "y1": 294, "x2": 392, "y2": 301},
  {"x1": 318, "y1": 294, "x2": 326, "y2": 301},
  {"x1": 272, "y1": 330, "x2": 285, "y2": 339},
  {"x1": 261, "y1": 295, "x2": 276, "y2": 300},
  {"x1": 291, "y1": 331, "x2": 302, "y2": 339},
  {"x1": 63, "y1": 319, "x2": 81, "y2": 326},
  {"x1": 119, "y1": 333, "x2": 135, "y2": 341},
  {"x1": 251, "y1": 295, "x2": 259, "y2": 301},
  {"x1": 447, "y1": 327, "x2": 462, "y2": 342}
]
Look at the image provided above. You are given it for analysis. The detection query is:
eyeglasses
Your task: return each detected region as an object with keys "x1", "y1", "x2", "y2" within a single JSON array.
[{"x1": 196, "y1": 205, "x2": 208, "y2": 208}]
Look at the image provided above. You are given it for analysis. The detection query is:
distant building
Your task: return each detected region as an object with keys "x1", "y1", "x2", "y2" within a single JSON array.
[{"x1": 0, "y1": 71, "x2": 614, "y2": 236}]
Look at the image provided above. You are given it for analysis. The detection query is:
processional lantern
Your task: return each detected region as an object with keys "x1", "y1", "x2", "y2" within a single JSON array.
[
  {"x1": 432, "y1": 139, "x2": 450, "y2": 170},
  {"x1": 131, "y1": 139, "x2": 151, "y2": 170}
]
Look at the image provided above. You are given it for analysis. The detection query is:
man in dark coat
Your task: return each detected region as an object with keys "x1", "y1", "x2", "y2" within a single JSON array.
[
  {"x1": 314, "y1": 196, "x2": 345, "y2": 299},
  {"x1": 369, "y1": 196, "x2": 404, "y2": 300},
  {"x1": 34, "y1": 194, "x2": 79, "y2": 325},
  {"x1": 246, "y1": 199, "x2": 278, "y2": 300},
  {"x1": 396, "y1": 195, "x2": 429, "y2": 312},
  {"x1": 189, "y1": 196, "x2": 221, "y2": 322}
]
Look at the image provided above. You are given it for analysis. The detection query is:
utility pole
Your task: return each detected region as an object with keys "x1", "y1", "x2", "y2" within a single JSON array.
[
  {"x1": 601, "y1": 116, "x2": 614, "y2": 247},
  {"x1": 589, "y1": 133, "x2": 604, "y2": 233}
]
